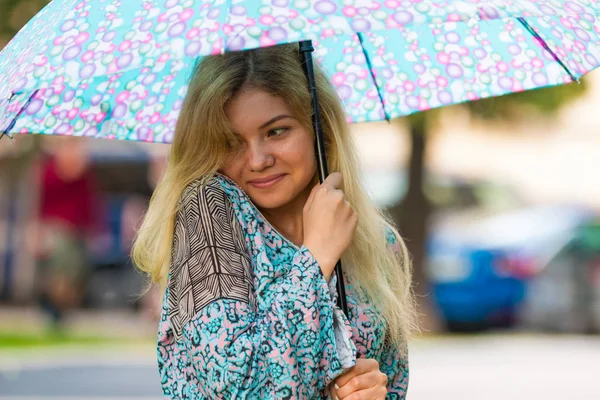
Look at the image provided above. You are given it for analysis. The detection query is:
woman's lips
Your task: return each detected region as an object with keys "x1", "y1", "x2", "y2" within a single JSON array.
[{"x1": 248, "y1": 174, "x2": 285, "y2": 189}]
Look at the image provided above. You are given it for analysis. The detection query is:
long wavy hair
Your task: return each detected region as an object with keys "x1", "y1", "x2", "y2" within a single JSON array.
[{"x1": 131, "y1": 43, "x2": 418, "y2": 349}]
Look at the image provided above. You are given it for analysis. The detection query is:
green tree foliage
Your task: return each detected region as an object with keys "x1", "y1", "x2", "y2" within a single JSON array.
[
  {"x1": 0, "y1": 0, "x2": 49, "y2": 49},
  {"x1": 467, "y1": 79, "x2": 588, "y2": 120}
]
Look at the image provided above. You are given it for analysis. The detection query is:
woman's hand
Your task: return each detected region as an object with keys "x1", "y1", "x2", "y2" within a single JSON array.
[
  {"x1": 302, "y1": 172, "x2": 358, "y2": 281},
  {"x1": 329, "y1": 358, "x2": 388, "y2": 400}
]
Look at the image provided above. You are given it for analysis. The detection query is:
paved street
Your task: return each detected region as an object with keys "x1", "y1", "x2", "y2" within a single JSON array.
[
  {"x1": 0, "y1": 344, "x2": 160, "y2": 399},
  {"x1": 1, "y1": 334, "x2": 599, "y2": 399},
  {"x1": 409, "y1": 334, "x2": 600, "y2": 400}
]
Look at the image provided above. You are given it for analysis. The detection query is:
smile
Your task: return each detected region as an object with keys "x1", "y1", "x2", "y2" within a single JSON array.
[{"x1": 248, "y1": 174, "x2": 286, "y2": 189}]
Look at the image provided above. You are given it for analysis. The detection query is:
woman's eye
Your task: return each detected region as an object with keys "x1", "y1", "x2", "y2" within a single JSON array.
[{"x1": 267, "y1": 127, "x2": 288, "y2": 137}]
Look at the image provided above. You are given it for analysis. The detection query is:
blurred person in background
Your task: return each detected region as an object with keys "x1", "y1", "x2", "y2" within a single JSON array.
[
  {"x1": 27, "y1": 136, "x2": 103, "y2": 328},
  {"x1": 132, "y1": 44, "x2": 418, "y2": 399}
]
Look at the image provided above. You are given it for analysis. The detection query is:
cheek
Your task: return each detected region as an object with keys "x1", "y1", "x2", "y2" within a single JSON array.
[
  {"x1": 281, "y1": 132, "x2": 315, "y2": 170},
  {"x1": 220, "y1": 154, "x2": 244, "y2": 178}
]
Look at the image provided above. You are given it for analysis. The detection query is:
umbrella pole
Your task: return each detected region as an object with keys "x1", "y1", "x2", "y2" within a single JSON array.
[{"x1": 299, "y1": 40, "x2": 349, "y2": 318}]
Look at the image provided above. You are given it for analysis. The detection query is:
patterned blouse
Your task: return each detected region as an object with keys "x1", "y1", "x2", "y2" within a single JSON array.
[{"x1": 157, "y1": 174, "x2": 409, "y2": 399}]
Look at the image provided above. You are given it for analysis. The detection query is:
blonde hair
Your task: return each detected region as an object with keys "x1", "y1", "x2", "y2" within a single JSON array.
[{"x1": 132, "y1": 44, "x2": 418, "y2": 349}]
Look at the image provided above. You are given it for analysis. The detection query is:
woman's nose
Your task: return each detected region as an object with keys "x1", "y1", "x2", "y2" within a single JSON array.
[{"x1": 248, "y1": 143, "x2": 275, "y2": 172}]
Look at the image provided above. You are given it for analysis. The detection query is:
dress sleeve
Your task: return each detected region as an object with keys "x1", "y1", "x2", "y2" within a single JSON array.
[
  {"x1": 166, "y1": 179, "x2": 356, "y2": 399},
  {"x1": 380, "y1": 341, "x2": 409, "y2": 400},
  {"x1": 381, "y1": 225, "x2": 410, "y2": 399}
]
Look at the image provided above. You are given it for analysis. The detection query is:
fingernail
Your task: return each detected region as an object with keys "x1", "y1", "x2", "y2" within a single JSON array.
[{"x1": 334, "y1": 383, "x2": 340, "y2": 390}]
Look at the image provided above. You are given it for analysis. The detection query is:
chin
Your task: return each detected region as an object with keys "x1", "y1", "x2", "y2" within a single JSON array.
[
  {"x1": 247, "y1": 190, "x2": 293, "y2": 210},
  {"x1": 245, "y1": 177, "x2": 305, "y2": 211}
]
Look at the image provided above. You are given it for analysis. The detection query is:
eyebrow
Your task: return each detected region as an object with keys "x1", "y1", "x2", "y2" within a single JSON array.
[{"x1": 259, "y1": 114, "x2": 295, "y2": 129}]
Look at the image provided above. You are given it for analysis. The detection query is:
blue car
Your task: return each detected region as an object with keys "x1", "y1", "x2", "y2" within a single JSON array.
[
  {"x1": 363, "y1": 168, "x2": 592, "y2": 330},
  {"x1": 427, "y1": 205, "x2": 592, "y2": 331}
]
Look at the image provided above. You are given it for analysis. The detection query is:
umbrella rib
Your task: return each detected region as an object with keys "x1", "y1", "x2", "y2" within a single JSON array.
[
  {"x1": 0, "y1": 89, "x2": 39, "y2": 141},
  {"x1": 356, "y1": 32, "x2": 391, "y2": 122},
  {"x1": 516, "y1": 17, "x2": 578, "y2": 83}
]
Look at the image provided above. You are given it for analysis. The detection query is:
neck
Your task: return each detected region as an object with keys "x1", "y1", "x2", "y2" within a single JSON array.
[{"x1": 260, "y1": 183, "x2": 313, "y2": 247}]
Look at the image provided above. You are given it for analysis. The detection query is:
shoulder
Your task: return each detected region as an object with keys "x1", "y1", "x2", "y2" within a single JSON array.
[
  {"x1": 168, "y1": 176, "x2": 254, "y2": 339},
  {"x1": 172, "y1": 175, "x2": 248, "y2": 254},
  {"x1": 175, "y1": 176, "x2": 240, "y2": 224},
  {"x1": 179, "y1": 176, "x2": 223, "y2": 205},
  {"x1": 178, "y1": 174, "x2": 248, "y2": 208}
]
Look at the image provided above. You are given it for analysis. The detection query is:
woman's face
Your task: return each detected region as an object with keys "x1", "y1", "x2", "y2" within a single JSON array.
[{"x1": 220, "y1": 87, "x2": 317, "y2": 211}]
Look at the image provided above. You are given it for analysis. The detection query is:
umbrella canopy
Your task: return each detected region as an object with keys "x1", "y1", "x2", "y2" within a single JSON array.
[{"x1": 1, "y1": 0, "x2": 599, "y2": 143}]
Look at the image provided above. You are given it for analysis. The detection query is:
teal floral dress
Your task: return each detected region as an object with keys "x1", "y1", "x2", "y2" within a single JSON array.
[{"x1": 157, "y1": 174, "x2": 409, "y2": 399}]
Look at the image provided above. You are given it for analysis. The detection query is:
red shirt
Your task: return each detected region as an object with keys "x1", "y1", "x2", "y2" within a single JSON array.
[{"x1": 39, "y1": 156, "x2": 100, "y2": 235}]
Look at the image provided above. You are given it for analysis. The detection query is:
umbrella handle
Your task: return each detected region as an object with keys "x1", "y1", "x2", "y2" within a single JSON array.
[{"x1": 299, "y1": 40, "x2": 349, "y2": 318}]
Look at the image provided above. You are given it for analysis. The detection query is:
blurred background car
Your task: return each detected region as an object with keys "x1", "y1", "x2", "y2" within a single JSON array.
[
  {"x1": 365, "y1": 169, "x2": 597, "y2": 331},
  {"x1": 429, "y1": 204, "x2": 593, "y2": 331},
  {"x1": 519, "y1": 221, "x2": 600, "y2": 334}
]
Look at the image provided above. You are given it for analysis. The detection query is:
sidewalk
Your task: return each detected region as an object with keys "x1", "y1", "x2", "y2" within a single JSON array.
[
  {"x1": 0, "y1": 307, "x2": 158, "y2": 340},
  {"x1": 0, "y1": 306, "x2": 158, "y2": 372}
]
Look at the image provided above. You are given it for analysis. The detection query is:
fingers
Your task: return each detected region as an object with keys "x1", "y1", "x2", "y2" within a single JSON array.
[
  {"x1": 304, "y1": 172, "x2": 342, "y2": 211},
  {"x1": 304, "y1": 182, "x2": 320, "y2": 211},
  {"x1": 336, "y1": 359, "x2": 380, "y2": 387},
  {"x1": 338, "y1": 385, "x2": 388, "y2": 400},
  {"x1": 322, "y1": 171, "x2": 343, "y2": 190},
  {"x1": 336, "y1": 370, "x2": 388, "y2": 399},
  {"x1": 329, "y1": 382, "x2": 339, "y2": 400}
]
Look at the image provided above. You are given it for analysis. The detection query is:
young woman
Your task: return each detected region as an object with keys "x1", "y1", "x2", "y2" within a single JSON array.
[{"x1": 132, "y1": 43, "x2": 417, "y2": 399}]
